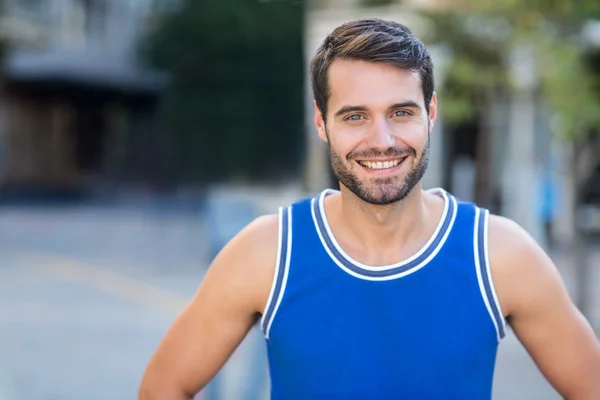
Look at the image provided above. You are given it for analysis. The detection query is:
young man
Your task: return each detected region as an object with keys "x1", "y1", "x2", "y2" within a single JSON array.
[{"x1": 139, "y1": 19, "x2": 600, "y2": 399}]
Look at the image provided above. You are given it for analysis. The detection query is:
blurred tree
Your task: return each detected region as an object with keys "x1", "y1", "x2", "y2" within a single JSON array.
[
  {"x1": 140, "y1": 0, "x2": 305, "y2": 187},
  {"x1": 361, "y1": 0, "x2": 397, "y2": 6},
  {"x1": 424, "y1": 8, "x2": 600, "y2": 207}
]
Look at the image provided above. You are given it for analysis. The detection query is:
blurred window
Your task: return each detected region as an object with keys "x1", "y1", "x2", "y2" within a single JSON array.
[{"x1": 82, "y1": 0, "x2": 108, "y2": 39}]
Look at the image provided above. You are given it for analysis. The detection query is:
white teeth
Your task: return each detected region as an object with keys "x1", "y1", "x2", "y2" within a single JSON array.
[{"x1": 359, "y1": 158, "x2": 404, "y2": 170}]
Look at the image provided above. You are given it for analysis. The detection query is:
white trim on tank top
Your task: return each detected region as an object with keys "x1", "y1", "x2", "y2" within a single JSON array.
[
  {"x1": 473, "y1": 207, "x2": 507, "y2": 342},
  {"x1": 311, "y1": 187, "x2": 457, "y2": 281},
  {"x1": 482, "y1": 209, "x2": 507, "y2": 336},
  {"x1": 260, "y1": 206, "x2": 293, "y2": 339}
]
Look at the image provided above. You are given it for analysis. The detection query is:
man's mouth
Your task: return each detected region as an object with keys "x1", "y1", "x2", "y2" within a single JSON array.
[{"x1": 357, "y1": 157, "x2": 407, "y2": 170}]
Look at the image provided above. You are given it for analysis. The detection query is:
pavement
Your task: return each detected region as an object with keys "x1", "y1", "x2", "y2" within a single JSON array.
[{"x1": 0, "y1": 201, "x2": 597, "y2": 400}]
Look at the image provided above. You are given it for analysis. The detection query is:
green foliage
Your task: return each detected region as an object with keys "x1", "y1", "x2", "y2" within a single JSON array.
[
  {"x1": 449, "y1": 0, "x2": 600, "y2": 19},
  {"x1": 423, "y1": 5, "x2": 600, "y2": 140},
  {"x1": 536, "y1": 35, "x2": 600, "y2": 140},
  {"x1": 425, "y1": 14, "x2": 511, "y2": 123},
  {"x1": 140, "y1": 0, "x2": 305, "y2": 185}
]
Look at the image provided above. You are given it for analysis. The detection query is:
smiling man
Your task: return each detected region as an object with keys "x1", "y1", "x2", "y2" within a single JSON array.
[{"x1": 139, "y1": 19, "x2": 600, "y2": 400}]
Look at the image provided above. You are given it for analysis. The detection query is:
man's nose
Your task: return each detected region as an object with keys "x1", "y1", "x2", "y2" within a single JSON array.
[{"x1": 368, "y1": 118, "x2": 395, "y2": 148}]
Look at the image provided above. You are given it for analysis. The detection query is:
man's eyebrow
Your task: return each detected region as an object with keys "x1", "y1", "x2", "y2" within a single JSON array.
[{"x1": 389, "y1": 101, "x2": 422, "y2": 110}]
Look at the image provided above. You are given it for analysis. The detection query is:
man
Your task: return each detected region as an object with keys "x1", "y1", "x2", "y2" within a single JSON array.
[{"x1": 139, "y1": 19, "x2": 600, "y2": 399}]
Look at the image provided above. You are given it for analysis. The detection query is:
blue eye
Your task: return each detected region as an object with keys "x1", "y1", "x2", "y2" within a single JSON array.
[
  {"x1": 394, "y1": 110, "x2": 409, "y2": 117},
  {"x1": 347, "y1": 114, "x2": 363, "y2": 121}
]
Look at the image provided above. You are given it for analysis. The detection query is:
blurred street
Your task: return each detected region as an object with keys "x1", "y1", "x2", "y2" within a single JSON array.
[{"x1": 0, "y1": 200, "x2": 597, "y2": 400}]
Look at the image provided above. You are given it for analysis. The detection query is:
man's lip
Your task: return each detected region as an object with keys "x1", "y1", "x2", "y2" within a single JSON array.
[{"x1": 353, "y1": 156, "x2": 408, "y2": 162}]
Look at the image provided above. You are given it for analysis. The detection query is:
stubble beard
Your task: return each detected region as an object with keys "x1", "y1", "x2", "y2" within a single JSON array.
[{"x1": 328, "y1": 131, "x2": 430, "y2": 206}]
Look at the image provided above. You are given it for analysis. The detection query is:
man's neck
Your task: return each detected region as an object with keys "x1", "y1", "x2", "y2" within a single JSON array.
[{"x1": 325, "y1": 184, "x2": 435, "y2": 253}]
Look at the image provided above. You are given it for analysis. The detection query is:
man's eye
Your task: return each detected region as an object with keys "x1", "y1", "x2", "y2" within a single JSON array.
[
  {"x1": 346, "y1": 114, "x2": 363, "y2": 121},
  {"x1": 394, "y1": 110, "x2": 409, "y2": 117}
]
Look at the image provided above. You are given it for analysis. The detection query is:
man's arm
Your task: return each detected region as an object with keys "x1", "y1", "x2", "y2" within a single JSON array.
[
  {"x1": 489, "y1": 215, "x2": 600, "y2": 399},
  {"x1": 138, "y1": 214, "x2": 279, "y2": 400}
]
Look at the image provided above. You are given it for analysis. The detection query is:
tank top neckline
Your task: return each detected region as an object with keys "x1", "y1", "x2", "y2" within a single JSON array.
[{"x1": 310, "y1": 188, "x2": 458, "y2": 280}]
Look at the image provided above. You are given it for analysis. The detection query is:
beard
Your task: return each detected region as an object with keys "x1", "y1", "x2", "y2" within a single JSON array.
[{"x1": 329, "y1": 133, "x2": 430, "y2": 206}]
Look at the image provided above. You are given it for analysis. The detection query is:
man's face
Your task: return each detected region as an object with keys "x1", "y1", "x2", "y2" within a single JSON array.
[{"x1": 314, "y1": 59, "x2": 437, "y2": 205}]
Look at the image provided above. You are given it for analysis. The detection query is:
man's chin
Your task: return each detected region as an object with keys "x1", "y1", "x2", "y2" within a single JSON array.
[{"x1": 355, "y1": 187, "x2": 409, "y2": 206}]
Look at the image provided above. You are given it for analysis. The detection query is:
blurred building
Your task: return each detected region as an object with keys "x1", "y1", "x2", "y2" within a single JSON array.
[
  {"x1": 305, "y1": 0, "x2": 600, "y2": 244},
  {"x1": 0, "y1": 0, "x2": 168, "y2": 198}
]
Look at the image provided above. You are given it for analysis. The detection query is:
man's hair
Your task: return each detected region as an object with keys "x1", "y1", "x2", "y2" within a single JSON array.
[{"x1": 310, "y1": 18, "x2": 434, "y2": 122}]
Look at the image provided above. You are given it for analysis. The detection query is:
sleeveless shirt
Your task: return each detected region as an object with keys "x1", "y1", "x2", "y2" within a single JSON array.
[{"x1": 260, "y1": 188, "x2": 506, "y2": 399}]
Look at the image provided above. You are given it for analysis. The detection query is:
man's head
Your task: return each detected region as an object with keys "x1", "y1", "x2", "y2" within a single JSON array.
[{"x1": 310, "y1": 19, "x2": 437, "y2": 205}]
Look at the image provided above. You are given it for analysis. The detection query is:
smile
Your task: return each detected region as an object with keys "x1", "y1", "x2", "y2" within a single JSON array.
[{"x1": 357, "y1": 157, "x2": 407, "y2": 170}]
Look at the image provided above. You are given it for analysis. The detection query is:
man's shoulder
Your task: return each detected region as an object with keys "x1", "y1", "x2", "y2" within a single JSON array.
[
  {"x1": 204, "y1": 213, "x2": 282, "y2": 314},
  {"x1": 486, "y1": 213, "x2": 546, "y2": 270},
  {"x1": 487, "y1": 213, "x2": 532, "y2": 247},
  {"x1": 226, "y1": 189, "x2": 320, "y2": 255},
  {"x1": 485, "y1": 213, "x2": 558, "y2": 317},
  {"x1": 488, "y1": 214, "x2": 541, "y2": 259},
  {"x1": 207, "y1": 212, "x2": 282, "y2": 279},
  {"x1": 228, "y1": 213, "x2": 281, "y2": 260}
]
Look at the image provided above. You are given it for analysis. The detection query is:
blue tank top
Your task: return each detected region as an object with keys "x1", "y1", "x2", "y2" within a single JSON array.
[{"x1": 260, "y1": 188, "x2": 507, "y2": 399}]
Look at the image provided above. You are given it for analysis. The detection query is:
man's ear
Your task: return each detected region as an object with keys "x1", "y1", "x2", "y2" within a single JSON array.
[
  {"x1": 428, "y1": 92, "x2": 438, "y2": 134},
  {"x1": 314, "y1": 101, "x2": 327, "y2": 143}
]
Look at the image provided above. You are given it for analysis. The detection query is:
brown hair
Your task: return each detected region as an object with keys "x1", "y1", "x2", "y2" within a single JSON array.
[{"x1": 310, "y1": 18, "x2": 434, "y2": 122}]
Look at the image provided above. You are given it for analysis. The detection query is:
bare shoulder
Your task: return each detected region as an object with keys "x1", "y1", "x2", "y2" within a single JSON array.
[
  {"x1": 223, "y1": 213, "x2": 281, "y2": 262},
  {"x1": 487, "y1": 214, "x2": 542, "y2": 263},
  {"x1": 202, "y1": 212, "x2": 281, "y2": 316},
  {"x1": 486, "y1": 214, "x2": 564, "y2": 319}
]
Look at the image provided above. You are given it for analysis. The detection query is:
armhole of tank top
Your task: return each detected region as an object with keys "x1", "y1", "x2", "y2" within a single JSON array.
[
  {"x1": 474, "y1": 207, "x2": 507, "y2": 342},
  {"x1": 260, "y1": 205, "x2": 292, "y2": 340}
]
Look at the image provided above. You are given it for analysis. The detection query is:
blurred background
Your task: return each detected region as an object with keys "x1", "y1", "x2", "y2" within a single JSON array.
[{"x1": 0, "y1": 0, "x2": 599, "y2": 399}]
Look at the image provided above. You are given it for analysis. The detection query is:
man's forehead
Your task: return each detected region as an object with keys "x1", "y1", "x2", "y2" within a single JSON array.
[
  {"x1": 328, "y1": 59, "x2": 421, "y2": 82},
  {"x1": 327, "y1": 60, "x2": 424, "y2": 109}
]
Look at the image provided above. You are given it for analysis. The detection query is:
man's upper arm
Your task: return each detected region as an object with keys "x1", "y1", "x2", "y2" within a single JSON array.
[
  {"x1": 139, "y1": 214, "x2": 279, "y2": 400},
  {"x1": 489, "y1": 215, "x2": 600, "y2": 399}
]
